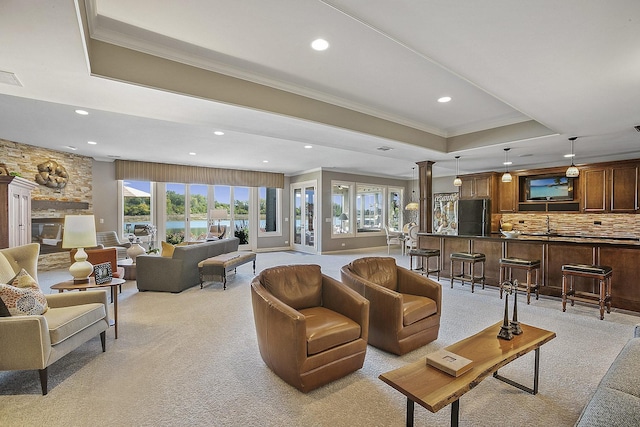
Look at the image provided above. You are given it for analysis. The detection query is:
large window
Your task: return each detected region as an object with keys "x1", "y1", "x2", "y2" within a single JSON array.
[
  {"x1": 331, "y1": 182, "x2": 353, "y2": 236},
  {"x1": 356, "y1": 184, "x2": 383, "y2": 233}
]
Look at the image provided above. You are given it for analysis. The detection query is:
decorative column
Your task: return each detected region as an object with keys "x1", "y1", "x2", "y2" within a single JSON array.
[{"x1": 417, "y1": 161, "x2": 435, "y2": 232}]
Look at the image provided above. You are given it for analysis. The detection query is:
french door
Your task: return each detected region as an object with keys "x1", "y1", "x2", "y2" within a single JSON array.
[{"x1": 292, "y1": 181, "x2": 317, "y2": 253}]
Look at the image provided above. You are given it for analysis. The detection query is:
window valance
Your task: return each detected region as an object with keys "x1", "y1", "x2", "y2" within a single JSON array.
[{"x1": 115, "y1": 160, "x2": 284, "y2": 188}]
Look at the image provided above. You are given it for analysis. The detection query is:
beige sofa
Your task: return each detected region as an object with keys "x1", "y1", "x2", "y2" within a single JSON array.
[
  {"x1": 136, "y1": 237, "x2": 239, "y2": 292},
  {"x1": 0, "y1": 243, "x2": 110, "y2": 395}
]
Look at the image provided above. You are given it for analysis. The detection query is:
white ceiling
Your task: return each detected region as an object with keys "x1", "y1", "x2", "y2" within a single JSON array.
[{"x1": 1, "y1": 0, "x2": 639, "y2": 180}]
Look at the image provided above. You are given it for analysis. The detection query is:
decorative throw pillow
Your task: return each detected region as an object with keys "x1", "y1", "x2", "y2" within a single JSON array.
[
  {"x1": 0, "y1": 269, "x2": 48, "y2": 316},
  {"x1": 161, "y1": 241, "x2": 175, "y2": 257}
]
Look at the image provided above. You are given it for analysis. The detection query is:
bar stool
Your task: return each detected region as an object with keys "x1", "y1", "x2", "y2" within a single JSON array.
[
  {"x1": 499, "y1": 257, "x2": 541, "y2": 304},
  {"x1": 562, "y1": 264, "x2": 613, "y2": 320},
  {"x1": 408, "y1": 248, "x2": 441, "y2": 280},
  {"x1": 450, "y1": 252, "x2": 486, "y2": 292}
]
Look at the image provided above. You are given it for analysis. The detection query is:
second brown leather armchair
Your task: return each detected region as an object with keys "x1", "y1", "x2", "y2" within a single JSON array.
[
  {"x1": 341, "y1": 257, "x2": 441, "y2": 355},
  {"x1": 251, "y1": 264, "x2": 369, "y2": 392}
]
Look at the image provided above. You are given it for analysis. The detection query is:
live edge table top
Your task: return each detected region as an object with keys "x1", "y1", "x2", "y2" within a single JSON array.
[{"x1": 379, "y1": 322, "x2": 556, "y2": 413}]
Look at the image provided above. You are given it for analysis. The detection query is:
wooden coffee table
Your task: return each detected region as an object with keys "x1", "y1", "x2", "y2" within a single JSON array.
[
  {"x1": 50, "y1": 277, "x2": 126, "y2": 339},
  {"x1": 379, "y1": 322, "x2": 556, "y2": 426}
]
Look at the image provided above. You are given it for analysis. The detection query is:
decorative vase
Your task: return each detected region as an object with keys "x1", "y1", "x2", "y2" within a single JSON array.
[{"x1": 127, "y1": 243, "x2": 146, "y2": 263}]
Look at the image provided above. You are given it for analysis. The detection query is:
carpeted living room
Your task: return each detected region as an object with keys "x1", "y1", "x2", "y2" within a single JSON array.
[{"x1": 1, "y1": 248, "x2": 638, "y2": 427}]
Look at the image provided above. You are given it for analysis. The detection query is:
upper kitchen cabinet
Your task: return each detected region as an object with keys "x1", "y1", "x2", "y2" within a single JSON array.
[
  {"x1": 459, "y1": 173, "x2": 497, "y2": 199},
  {"x1": 498, "y1": 177, "x2": 517, "y2": 213},
  {"x1": 582, "y1": 168, "x2": 607, "y2": 212},
  {"x1": 582, "y1": 162, "x2": 639, "y2": 213}
]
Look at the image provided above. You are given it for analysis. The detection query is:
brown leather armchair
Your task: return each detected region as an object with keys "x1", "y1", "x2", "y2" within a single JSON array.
[
  {"x1": 340, "y1": 257, "x2": 441, "y2": 355},
  {"x1": 251, "y1": 264, "x2": 369, "y2": 392}
]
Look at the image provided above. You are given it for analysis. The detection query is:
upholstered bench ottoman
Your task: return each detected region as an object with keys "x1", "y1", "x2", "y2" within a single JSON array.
[{"x1": 198, "y1": 251, "x2": 256, "y2": 289}]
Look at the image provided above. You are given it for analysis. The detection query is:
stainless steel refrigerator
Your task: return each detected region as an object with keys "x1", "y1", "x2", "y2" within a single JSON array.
[{"x1": 457, "y1": 199, "x2": 491, "y2": 236}]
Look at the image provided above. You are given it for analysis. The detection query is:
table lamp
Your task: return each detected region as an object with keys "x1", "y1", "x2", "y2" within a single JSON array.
[
  {"x1": 210, "y1": 209, "x2": 227, "y2": 233},
  {"x1": 62, "y1": 214, "x2": 97, "y2": 283},
  {"x1": 339, "y1": 212, "x2": 348, "y2": 233}
]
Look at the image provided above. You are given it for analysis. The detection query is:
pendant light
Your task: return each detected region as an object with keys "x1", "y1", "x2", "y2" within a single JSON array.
[
  {"x1": 501, "y1": 148, "x2": 513, "y2": 183},
  {"x1": 453, "y1": 156, "x2": 462, "y2": 187},
  {"x1": 405, "y1": 166, "x2": 419, "y2": 211},
  {"x1": 566, "y1": 136, "x2": 579, "y2": 178}
]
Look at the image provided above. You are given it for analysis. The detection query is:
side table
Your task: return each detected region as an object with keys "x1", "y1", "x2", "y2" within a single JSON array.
[
  {"x1": 50, "y1": 277, "x2": 125, "y2": 339},
  {"x1": 117, "y1": 259, "x2": 137, "y2": 280}
]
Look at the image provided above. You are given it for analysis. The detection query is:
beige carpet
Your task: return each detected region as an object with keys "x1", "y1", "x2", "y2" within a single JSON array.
[{"x1": 1, "y1": 248, "x2": 639, "y2": 426}]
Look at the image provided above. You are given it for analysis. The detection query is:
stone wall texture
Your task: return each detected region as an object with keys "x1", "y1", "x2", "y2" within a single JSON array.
[{"x1": 1, "y1": 138, "x2": 93, "y2": 270}]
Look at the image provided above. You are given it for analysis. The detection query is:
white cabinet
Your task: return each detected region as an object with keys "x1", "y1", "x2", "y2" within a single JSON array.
[{"x1": 1, "y1": 176, "x2": 38, "y2": 248}]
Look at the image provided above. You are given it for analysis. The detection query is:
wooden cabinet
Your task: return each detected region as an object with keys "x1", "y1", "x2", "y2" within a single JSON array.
[
  {"x1": 611, "y1": 165, "x2": 638, "y2": 212},
  {"x1": 0, "y1": 176, "x2": 37, "y2": 248},
  {"x1": 582, "y1": 164, "x2": 639, "y2": 213},
  {"x1": 582, "y1": 168, "x2": 607, "y2": 212},
  {"x1": 498, "y1": 178, "x2": 517, "y2": 212},
  {"x1": 459, "y1": 173, "x2": 496, "y2": 200}
]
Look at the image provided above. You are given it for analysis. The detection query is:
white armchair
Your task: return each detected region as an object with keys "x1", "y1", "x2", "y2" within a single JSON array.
[
  {"x1": 405, "y1": 225, "x2": 419, "y2": 253},
  {"x1": 384, "y1": 225, "x2": 405, "y2": 254},
  {"x1": 0, "y1": 243, "x2": 110, "y2": 395}
]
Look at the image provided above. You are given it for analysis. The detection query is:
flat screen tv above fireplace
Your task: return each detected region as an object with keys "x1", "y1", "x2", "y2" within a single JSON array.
[{"x1": 525, "y1": 175, "x2": 574, "y2": 201}]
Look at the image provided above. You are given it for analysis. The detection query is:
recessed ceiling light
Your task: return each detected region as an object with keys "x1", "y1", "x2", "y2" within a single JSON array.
[
  {"x1": 65, "y1": 145, "x2": 77, "y2": 151},
  {"x1": 87, "y1": 141, "x2": 97, "y2": 145},
  {"x1": 311, "y1": 39, "x2": 329, "y2": 51},
  {"x1": 75, "y1": 109, "x2": 88, "y2": 115},
  {"x1": 564, "y1": 153, "x2": 575, "y2": 158},
  {"x1": 263, "y1": 160, "x2": 269, "y2": 163},
  {"x1": 189, "y1": 152, "x2": 196, "y2": 156},
  {"x1": 503, "y1": 161, "x2": 512, "y2": 165},
  {"x1": 437, "y1": 96, "x2": 452, "y2": 103},
  {"x1": 304, "y1": 145, "x2": 313, "y2": 149},
  {"x1": 214, "y1": 131, "x2": 224, "y2": 136}
]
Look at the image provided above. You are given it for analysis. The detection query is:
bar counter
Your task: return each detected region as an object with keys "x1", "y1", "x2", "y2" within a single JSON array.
[{"x1": 417, "y1": 232, "x2": 640, "y2": 313}]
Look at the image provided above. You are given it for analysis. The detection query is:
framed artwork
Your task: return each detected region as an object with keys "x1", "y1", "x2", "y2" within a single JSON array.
[{"x1": 93, "y1": 262, "x2": 113, "y2": 285}]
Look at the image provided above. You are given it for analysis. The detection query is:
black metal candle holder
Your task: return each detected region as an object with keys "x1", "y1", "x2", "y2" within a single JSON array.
[
  {"x1": 510, "y1": 279, "x2": 523, "y2": 335},
  {"x1": 498, "y1": 281, "x2": 514, "y2": 340}
]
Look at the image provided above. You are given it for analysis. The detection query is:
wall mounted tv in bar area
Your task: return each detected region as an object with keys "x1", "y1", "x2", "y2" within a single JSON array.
[{"x1": 525, "y1": 176, "x2": 574, "y2": 201}]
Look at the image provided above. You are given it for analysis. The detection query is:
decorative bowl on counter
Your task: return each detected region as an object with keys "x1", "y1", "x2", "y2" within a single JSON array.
[{"x1": 501, "y1": 230, "x2": 521, "y2": 239}]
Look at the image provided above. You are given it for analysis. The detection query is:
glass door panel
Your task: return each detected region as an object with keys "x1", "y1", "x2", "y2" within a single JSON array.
[
  {"x1": 166, "y1": 183, "x2": 186, "y2": 244},
  {"x1": 292, "y1": 182, "x2": 317, "y2": 252},
  {"x1": 234, "y1": 186, "x2": 250, "y2": 246},
  {"x1": 189, "y1": 184, "x2": 208, "y2": 241},
  {"x1": 294, "y1": 188, "x2": 302, "y2": 245},
  {"x1": 305, "y1": 186, "x2": 315, "y2": 248},
  {"x1": 213, "y1": 185, "x2": 231, "y2": 236}
]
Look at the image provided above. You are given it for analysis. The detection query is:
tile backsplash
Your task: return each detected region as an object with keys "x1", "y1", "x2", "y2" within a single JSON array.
[{"x1": 500, "y1": 213, "x2": 640, "y2": 239}]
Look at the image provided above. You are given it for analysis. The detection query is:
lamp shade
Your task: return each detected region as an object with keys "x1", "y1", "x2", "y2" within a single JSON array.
[
  {"x1": 62, "y1": 215, "x2": 97, "y2": 283},
  {"x1": 566, "y1": 165, "x2": 580, "y2": 178},
  {"x1": 501, "y1": 172, "x2": 513, "y2": 183},
  {"x1": 62, "y1": 215, "x2": 97, "y2": 248},
  {"x1": 405, "y1": 202, "x2": 419, "y2": 211},
  {"x1": 210, "y1": 209, "x2": 227, "y2": 220},
  {"x1": 453, "y1": 177, "x2": 462, "y2": 187},
  {"x1": 338, "y1": 213, "x2": 349, "y2": 221}
]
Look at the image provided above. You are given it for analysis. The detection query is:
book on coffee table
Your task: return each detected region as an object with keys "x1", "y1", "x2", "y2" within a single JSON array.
[{"x1": 426, "y1": 349, "x2": 473, "y2": 377}]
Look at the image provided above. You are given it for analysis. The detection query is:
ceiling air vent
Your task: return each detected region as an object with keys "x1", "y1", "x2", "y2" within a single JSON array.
[
  {"x1": 634, "y1": 125, "x2": 640, "y2": 132},
  {"x1": 0, "y1": 70, "x2": 22, "y2": 87},
  {"x1": 377, "y1": 146, "x2": 392, "y2": 151}
]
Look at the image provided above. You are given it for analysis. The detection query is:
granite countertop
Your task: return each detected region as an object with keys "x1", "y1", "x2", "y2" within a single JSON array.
[{"x1": 418, "y1": 232, "x2": 640, "y2": 246}]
